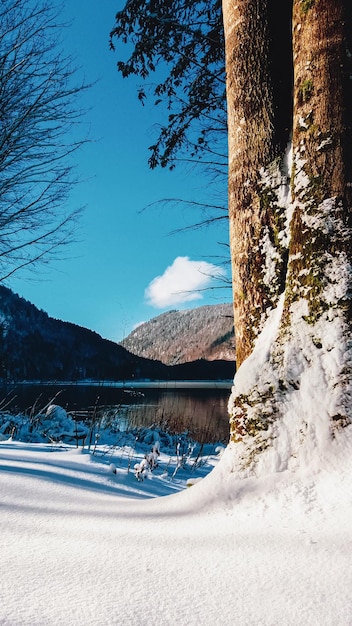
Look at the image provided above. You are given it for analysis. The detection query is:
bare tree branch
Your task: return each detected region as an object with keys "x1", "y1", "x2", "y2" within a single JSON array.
[{"x1": 0, "y1": 0, "x2": 91, "y2": 281}]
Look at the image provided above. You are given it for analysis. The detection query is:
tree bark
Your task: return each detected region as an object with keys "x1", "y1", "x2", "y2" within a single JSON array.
[
  {"x1": 224, "y1": 0, "x2": 352, "y2": 469},
  {"x1": 286, "y1": 0, "x2": 352, "y2": 318},
  {"x1": 223, "y1": 0, "x2": 292, "y2": 366}
]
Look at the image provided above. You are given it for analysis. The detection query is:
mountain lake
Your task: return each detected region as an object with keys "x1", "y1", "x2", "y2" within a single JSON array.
[{"x1": 0, "y1": 381, "x2": 232, "y2": 443}]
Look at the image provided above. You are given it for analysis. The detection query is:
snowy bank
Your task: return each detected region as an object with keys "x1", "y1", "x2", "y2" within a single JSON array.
[{"x1": 0, "y1": 425, "x2": 351, "y2": 625}]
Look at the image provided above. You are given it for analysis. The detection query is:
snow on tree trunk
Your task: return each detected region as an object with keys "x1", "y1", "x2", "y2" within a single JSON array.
[
  {"x1": 222, "y1": 0, "x2": 289, "y2": 367},
  {"x1": 223, "y1": 0, "x2": 352, "y2": 475}
]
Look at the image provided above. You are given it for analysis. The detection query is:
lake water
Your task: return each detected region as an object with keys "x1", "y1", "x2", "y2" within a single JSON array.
[{"x1": 1, "y1": 381, "x2": 232, "y2": 443}]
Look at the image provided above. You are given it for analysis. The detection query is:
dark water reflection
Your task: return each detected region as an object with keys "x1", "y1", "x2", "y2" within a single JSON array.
[{"x1": 1, "y1": 383, "x2": 231, "y2": 443}]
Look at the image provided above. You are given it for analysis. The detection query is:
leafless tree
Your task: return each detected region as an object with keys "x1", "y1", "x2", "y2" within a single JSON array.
[{"x1": 0, "y1": 0, "x2": 90, "y2": 281}]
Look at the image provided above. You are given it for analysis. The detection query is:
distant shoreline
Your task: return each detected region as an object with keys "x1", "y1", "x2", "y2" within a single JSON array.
[{"x1": 6, "y1": 379, "x2": 233, "y2": 390}]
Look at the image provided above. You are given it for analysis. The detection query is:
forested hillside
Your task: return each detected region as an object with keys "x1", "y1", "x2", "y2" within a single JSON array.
[
  {"x1": 0, "y1": 286, "x2": 165, "y2": 381},
  {"x1": 0, "y1": 287, "x2": 234, "y2": 381},
  {"x1": 120, "y1": 304, "x2": 235, "y2": 365}
]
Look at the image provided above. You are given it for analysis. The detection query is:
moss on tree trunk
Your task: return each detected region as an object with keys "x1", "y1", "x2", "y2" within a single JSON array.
[
  {"x1": 223, "y1": 0, "x2": 293, "y2": 366},
  {"x1": 223, "y1": 0, "x2": 352, "y2": 458}
]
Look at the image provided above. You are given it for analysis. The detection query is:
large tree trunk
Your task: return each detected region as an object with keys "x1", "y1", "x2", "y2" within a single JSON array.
[
  {"x1": 287, "y1": 0, "x2": 351, "y2": 314},
  {"x1": 223, "y1": 0, "x2": 352, "y2": 473},
  {"x1": 223, "y1": 0, "x2": 292, "y2": 366},
  {"x1": 279, "y1": 0, "x2": 352, "y2": 422}
]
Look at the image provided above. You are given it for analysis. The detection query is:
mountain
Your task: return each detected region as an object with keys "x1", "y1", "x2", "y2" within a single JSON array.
[
  {"x1": 0, "y1": 287, "x2": 234, "y2": 382},
  {"x1": 120, "y1": 304, "x2": 235, "y2": 365},
  {"x1": 0, "y1": 285, "x2": 166, "y2": 382}
]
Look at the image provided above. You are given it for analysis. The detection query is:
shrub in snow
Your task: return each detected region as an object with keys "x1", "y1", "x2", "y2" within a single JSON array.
[
  {"x1": 0, "y1": 419, "x2": 11, "y2": 438},
  {"x1": 134, "y1": 441, "x2": 160, "y2": 480},
  {"x1": 134, "y1": 457, "x2": 150, "y2": 481},
  {"x1": 108, "y1": 463, "x2": 117, "y2": 474},
  {"x1": 40, "y1": 404, "x2": 78, "y2": 442},
  {"x1": 46, "y1": 404, "x2": 67, "y2": 421},
  {"x1": 148, "y1": 440, "x2": 160, "y2": 467}
]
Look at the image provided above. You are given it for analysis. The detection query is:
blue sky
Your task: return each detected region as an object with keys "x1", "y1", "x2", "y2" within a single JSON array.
[{"x1": 7, "y1": 0, "x2": 230, "y2": 342}]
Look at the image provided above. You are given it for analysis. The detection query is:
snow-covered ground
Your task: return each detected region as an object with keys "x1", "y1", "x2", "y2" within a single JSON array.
[{"x1": 1, "y1": 422, "x2": 352, "y2": 626}]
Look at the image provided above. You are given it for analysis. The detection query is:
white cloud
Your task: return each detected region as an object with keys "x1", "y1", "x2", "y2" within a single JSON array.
[{"x1": 145, "y1": 256, "x2": 226, "y2": 308}]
